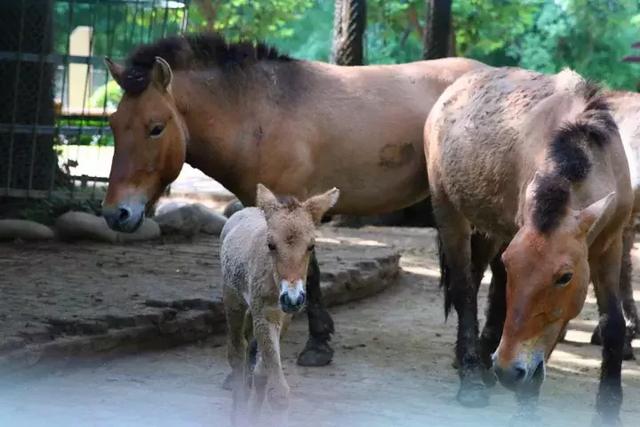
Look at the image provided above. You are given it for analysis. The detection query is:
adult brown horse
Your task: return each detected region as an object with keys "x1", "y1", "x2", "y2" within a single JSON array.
[
  {"x1": 425, "y1": 66, "x2": 632, "y2": 423},
  {"x1": 101, "y1": 33, "x2": 486, "y2": 367}
]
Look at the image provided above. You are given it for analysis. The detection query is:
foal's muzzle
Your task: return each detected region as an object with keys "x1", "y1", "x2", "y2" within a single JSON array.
[{"x1": 279, "y1": 280, "x2": 306, "y2": 313}]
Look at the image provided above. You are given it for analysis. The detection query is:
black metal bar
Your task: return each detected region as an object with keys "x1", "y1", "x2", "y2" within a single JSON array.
[
  {"x1": 0, "y1": 51, "x2": 109, "y2": 66},
  {"x1": 27, "y1": 1, "x2": 54, "y2": 195},
  {"x1": 5, "y1": 0, "x2": 27, "y2": 190},
  {"x1": 0, "y1": 123, "x2": 112, "y2": 136}
]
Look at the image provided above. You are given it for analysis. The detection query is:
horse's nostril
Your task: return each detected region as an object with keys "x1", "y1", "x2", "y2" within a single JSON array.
[
  {"x1": 118, "y1": 207, "x2": 131, "y2": 222},
  {"x1": 514, "y1": 366, "x2": 527, "y2": 382}
]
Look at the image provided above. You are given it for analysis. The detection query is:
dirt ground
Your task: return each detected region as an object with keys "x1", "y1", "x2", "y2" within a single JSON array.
[{"x1": 0, "y1": 227, "x2": 638, "y2": 427}]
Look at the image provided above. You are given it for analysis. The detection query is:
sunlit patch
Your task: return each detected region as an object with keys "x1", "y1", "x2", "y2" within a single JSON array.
[
  {"x1": 562, "y1": 329, "x2": 592, "y2": 344},
  {"x1": 316, "y1": 237, "x2": 342, "y2": 245},
  {"x1": 401, "y1": 266, "x2": 441, "y2": 278}
]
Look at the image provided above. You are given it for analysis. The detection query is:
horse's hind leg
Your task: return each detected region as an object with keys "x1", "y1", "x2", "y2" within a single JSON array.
[
  {"x1": 297, "y1": 250, "x2": 335, "y2": 367},
  {"x1": 592, "y1": 222, "x2": 637, "y2": 360},
  {"x1": 434, "y1": 198, "x2": 488, "y2": 407}
]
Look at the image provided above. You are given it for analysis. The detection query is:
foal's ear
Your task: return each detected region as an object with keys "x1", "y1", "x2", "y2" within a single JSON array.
[
  {"x1": 256, "y1": 184, "x2": 280, "y2": 218},
  {"x1": 151, "y1": 57, "x2": 173, "y2": 92},
  {"x1": 577, "y1": 192, "x2": 617, "y2": 245},
  {"x1": 304, "y1": 188, "x2": 340, "y2": 224},
  {"x1": 104, "y1": 57, "x2": 125, "y2": 88}
]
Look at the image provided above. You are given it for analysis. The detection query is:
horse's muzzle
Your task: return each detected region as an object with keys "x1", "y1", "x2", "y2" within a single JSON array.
[
  {"x1": 493, "y1": 353, "x2": 545, "y2": 391},
  {"x1": 103, "y1": 202, "x2": 145, "y2": 233}
]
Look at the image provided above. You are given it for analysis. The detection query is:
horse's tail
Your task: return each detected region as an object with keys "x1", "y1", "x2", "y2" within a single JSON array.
[{"x1": 437, "y1": 231, "x2": 453, "y2": 319}]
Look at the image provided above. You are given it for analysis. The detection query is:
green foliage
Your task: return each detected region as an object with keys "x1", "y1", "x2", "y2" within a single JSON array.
[
  {"x1": 53, "y1": 0, "x2": 640, "y2": 107},
  {"x1": 89, "y1": 80, "x2": 122, "y2": 110},
  {"x1": 187, "y1": 0, "x2": 314, "y2": 40},
  {"x1": 511, "y1": 0, "x2": 640, "y2": 90}
]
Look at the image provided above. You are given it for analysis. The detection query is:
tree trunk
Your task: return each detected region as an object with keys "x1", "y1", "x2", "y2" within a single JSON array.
[
  {"x1": 0, "y1": 0, "x2": 57, "y2": 192},
  {"x1": 331, "y1": 0, "x2": 367, "y2": 65},
  {"x1": 423, "y1": 0, "x2": 452, "y2": 59}
]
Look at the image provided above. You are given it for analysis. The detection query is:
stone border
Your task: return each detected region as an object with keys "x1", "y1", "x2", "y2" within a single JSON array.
[{"x1": 0, "y1": 251, "x2": 400, "y2": 374}]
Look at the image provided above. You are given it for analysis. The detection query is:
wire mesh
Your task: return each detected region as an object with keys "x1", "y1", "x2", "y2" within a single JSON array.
[{"x1": 0, "y1": 0, "x2": 191, "y2": 200}]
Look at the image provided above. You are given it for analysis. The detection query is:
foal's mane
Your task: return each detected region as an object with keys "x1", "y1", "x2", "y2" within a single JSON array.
[
  {"x1": 120, "y1": 33, "x2": 292, "y2": 94},
  {"x1": 531, "y1": 80, "x2": 619, "y2": 233}
]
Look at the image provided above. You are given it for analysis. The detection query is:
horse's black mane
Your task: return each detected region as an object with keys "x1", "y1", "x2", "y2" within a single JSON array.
[
  {"x1": 531, "y1": 80, "x2": 618, "y2": 233},
  {"x1": 120, "y1": 33, "x2": 292, "y2": 94}
]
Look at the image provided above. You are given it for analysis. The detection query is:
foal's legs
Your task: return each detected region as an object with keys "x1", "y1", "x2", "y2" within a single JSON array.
[
  {"x1": 434, "y1": 199, "x2": 488, "y2": 407},
  {"x1": 297, "y1": 250, "x2": 335, "y2": 366},
  {"x1": 590, "y1": 237, "x2": 625, "y2": 424},
  {"x1": 250, "y1": 312, "x2": 290, "y2": 422},
  {"x1": 223, "y1": 288, "x2": 250, "y2": 425}
]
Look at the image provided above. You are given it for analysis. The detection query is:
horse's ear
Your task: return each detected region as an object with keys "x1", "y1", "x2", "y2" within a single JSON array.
[
  {"x1": 104, "y1": 57, "x2": 125, "y2": 88},
  {"x1": 304, "y1": 188, "x2": 340, "y2": 224},
  {"x1": 151, "y1": 57, "x2": 173, "y2": 92},
  {"x1": 256, "y1": 184, "x2": 280, "y2": 218},
  {"x1": 577, "y1": 192, "x2": 617, "y2": 245}
]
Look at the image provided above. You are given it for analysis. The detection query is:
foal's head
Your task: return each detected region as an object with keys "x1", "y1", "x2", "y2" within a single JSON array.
[
  {"x1": 256, "y1": 184, "x2": 340, "y2": 313},
  {"x1": 102, "y1": 57, "x2": 187, "y2": 232},
  {"x1": 494, "y1": 173, "x2": 617, "y2": 390}
]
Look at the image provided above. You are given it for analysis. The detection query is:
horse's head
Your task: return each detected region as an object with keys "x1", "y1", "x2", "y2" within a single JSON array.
[
  {"x1": 256, "y1": 184, "x2": 340, "y2": 314},
  {"x1": 494, "y1": 173, "x2": 617, "y2": 392},
  {"x1": 102, "y1": 57, "x2": 187, "y2": 232}
]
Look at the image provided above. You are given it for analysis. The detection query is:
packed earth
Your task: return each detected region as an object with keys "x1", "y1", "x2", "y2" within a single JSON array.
[{"x1": 0, "y1": 226, "x2": 638, "y2": 427}]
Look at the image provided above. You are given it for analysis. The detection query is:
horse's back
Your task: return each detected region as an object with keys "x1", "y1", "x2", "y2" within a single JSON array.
[{"x1": 608, "y1": 91, "x2": 640, "y2": 213}]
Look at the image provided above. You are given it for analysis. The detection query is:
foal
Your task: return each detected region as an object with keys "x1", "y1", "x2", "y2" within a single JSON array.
[{"x1": 221, "y1": 184, "x2": 339, "y2": 425}]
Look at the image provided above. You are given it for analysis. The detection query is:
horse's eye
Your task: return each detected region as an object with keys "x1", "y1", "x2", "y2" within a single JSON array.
[
  {"x1": 555, "y1": 272, "x2": 573, "y2": 287},
  {"x1": 149, "y1": 124, "x2": 165, "y2": 138},
  {"x1": 267, "y1": 242, "x2": 276, "y2": 252},
  {"x1": 307, "y1": 243, "x2": 315, "y2": 252}
]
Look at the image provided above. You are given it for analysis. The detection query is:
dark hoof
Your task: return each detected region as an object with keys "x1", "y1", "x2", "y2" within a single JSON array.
[
  {"x1": 456, "y1": 381, "x2": 489, "y2": 408},
  {"x1": 481, "y1": 367, "x2": 497, "y2": 388},
  {"x1": 222, "y1": 372, "x2": 233, "y2": 391},
  {"x1": 297, "y1": 338, "x2": 334, "y2": 367}
]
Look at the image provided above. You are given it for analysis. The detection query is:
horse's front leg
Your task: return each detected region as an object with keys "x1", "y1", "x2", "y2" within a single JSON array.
[
  {"x1": 297, "y1": 250, "x2": 335, "y2": 366},
  {"x1": 591, "y1": 237, "x2": 625, "y2": 425},
  {"x1": 592, "y1": 222, "x2": 637, "y2": 361},
  {"x1": 436, "y1": 208, "x2": 488, "y2": 407},
  {"x1": 479, "y1": 250, "x2": 507, "y2": 384}
]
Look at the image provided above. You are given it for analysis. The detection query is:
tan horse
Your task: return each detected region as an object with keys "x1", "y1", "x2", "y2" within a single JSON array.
[
  {"x1": 425, "y1": 66, "x2": 632, "y2": 423},
  {"x1": 101, "y1": 33, "x2": 486, "y2": 366}
]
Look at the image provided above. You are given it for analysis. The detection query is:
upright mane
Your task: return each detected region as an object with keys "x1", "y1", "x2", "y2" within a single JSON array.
[
  {"x1": 531, "y1": 80, "x2": 619, "y2": 233},
  {"x1": 120, "y1": 33, "x2": 293, "y2": 94}
]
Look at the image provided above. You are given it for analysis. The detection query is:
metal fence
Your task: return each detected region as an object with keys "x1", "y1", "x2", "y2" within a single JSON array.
[{"x1": 0, "y1": 0, "x2": 191, "y2": 200}]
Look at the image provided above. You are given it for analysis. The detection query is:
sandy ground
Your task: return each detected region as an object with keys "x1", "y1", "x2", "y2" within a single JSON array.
[{"x1": 0, "y1": 227, "x2": 638, "y2": 427}]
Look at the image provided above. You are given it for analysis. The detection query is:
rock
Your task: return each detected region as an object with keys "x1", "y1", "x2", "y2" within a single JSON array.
[
  {"x1": 54, "y1": 211, "x2": 117, "y2": 243},
  {"x1": 223, "y1": 199, "x2": 244, "y2": 218},
  {"x1": 154, "y1": 203, "x2": 227, "y2": 236},
  {"x1": 154, "y1": 200, "x2": 188, "y2": 217},
  {"x1": 0, "y1": 220, "x2": 55, "y2": 241},
  {"x1": 116, "y1": 219, "x2": 161, "y2": 243}
]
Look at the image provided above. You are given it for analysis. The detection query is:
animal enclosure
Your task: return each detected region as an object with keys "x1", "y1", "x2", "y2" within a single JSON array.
[{"x1": 0, "y1": 0, "x2": 190, "y2": 201}]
